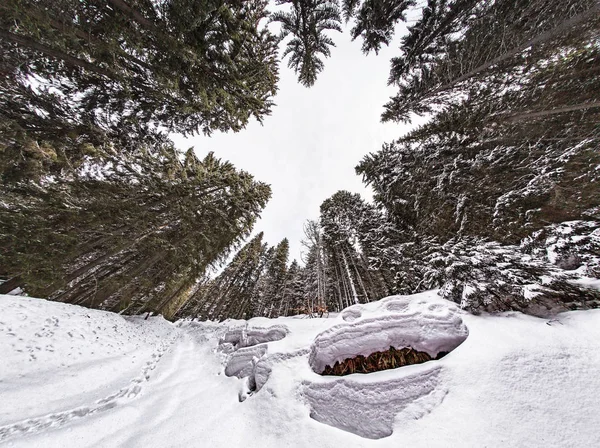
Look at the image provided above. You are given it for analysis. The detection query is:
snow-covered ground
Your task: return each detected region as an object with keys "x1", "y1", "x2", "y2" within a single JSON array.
[{"x1": 1, "y1": 292, "x2": 599, "y2": 447}]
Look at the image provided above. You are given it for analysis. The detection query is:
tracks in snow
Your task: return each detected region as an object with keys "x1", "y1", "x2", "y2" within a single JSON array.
[{"x1": 0, "y1": 330, "x2": 181, "y2": 443}]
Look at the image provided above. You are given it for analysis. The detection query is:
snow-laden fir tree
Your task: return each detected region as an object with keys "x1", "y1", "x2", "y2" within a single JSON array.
[{"x1": 271, "y1": 0, "x2": 342, "y2": 86}]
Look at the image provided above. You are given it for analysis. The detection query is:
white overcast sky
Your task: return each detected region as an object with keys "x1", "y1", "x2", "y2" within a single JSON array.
[{"x1": 171, "y1": 25, "x2": 417, "y2": 263}]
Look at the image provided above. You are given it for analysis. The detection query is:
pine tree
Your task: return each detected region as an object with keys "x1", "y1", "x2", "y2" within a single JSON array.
[
  {"x1": 254, "y1": 238, "x2": 289, "y2": 317},
  {"x1": 320, "y1": 191, "x2": 390, "y2": 305},
  {"x1": 342, "y1": 0, "x2": 415, "y2": 54},
  {"x1": 300, "y1": 220, "x2": 331, "y2": 311},
  {"x1": 0, "y1": 142, "x2": 271, "y2": 319},
  {"x1": 1, "y1": 0, "x2": 279, "y2": 136},
  {"x1": 279, "y1": 260, "x2": 306, "y2": 316},
  {"x1": 358, "y1": 52, "x2": 600, "y2": 244},
  {"x1": 383, "y1": 0, "x2": 600, "y2": 122},
  {"x1": 186, "y1": 232, "x2": 268, "y2": 321},
  {"x1": 271, "y1": 0, "x2": 342, "y2": 86}
]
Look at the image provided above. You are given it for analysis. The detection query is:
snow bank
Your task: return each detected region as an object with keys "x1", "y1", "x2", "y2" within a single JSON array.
[
  {"x1": 219, "y1": 325, "x2": 288, "y2": 349},
  {"x1": 301, "y1": 366, "x2": 444, "y2": 439},
  {"x1": 0, "y1": 295, "x2": 177, "y2": 442},
  {"x1": 309, "y1": 293, "x2": 468, "y2": 374},
  {"x1": 3, "y1": 291, "x2": 600, "y2": 448},
  {"x1": 219, "y1": 324, "x2": 292, "y2": 394},
  {"x1": 224, "y1": 345, "x2": 268, "y2": 378}
]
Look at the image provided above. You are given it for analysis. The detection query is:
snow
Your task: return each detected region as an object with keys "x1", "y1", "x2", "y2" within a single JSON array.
[
  {"x1": 572, "y1": 276, "x2": 600, "y2": 290},
  {"x1": 309, "y1": 293, "x2": 468, "y2": 374},
  {"x1": 1, "y1": 292, "x2": 600, "y2": 447},
  {"x1": 302, "y1": 365, "x2": 445, "y2": 439}
]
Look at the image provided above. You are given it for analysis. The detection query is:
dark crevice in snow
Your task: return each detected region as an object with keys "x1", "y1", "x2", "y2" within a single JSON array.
[
  {"x1": 321, "y1": 346, "x2": 448, "y2": 376},
  {"x1": 308, "y1": 296, "x2": 469, "y2": 376}
]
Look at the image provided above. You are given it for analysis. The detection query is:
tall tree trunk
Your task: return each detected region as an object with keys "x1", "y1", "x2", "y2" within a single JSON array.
[{"x1": 340, "y1": 247, "x2": 359, "y2": 304}]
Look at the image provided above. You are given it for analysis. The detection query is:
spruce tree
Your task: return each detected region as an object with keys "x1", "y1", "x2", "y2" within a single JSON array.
[
  {"x1": 1, "y1": 0, "x2": 279, "y2": 136},
  {"x1": 186, "y1": 232, "x2": 268, "y2": 321},
  {"x1": 0, "y1": 141, "x2": 271, "y2": 319},
  {"x1": 383, "y1": 0, "x2": 600, "y2": 122},
  {"x1": 254, "y1": 238, "x2": 289, "y2": 317},
  {"x1": 279, "y1": 260, "x2": 306, "y2": 316},
  {"x1": 300, "y1": 220, "x2": 330, "y2": 311},
  {"x1": 320, "y1": 191, "x2": 390, "y2": 305},
  {"x1": 343, "y1": 0, "x2": 415, "y2": 54},
  {"x1": 271, "y1": 0, "x2": 342, "y2": 86}
]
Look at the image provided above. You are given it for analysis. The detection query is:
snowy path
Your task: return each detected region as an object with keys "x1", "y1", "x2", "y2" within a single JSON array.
[{"x1": 1, "y1": 294, "x2": 600, "y2": 448}]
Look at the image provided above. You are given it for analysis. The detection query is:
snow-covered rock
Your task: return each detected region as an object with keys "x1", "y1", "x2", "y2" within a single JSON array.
[{"x1": 219, "y1": 325, "x2": 288, "y2": 349}]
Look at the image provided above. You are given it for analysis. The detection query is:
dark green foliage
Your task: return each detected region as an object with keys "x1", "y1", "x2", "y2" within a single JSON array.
[
  {"x1": 280, "y1": 260, "x2": 307, "y2": 315},
  {"x1": 349, "y1": 0, "x2": 600, "y2": 316},
  {"x1": 271, "y1": 0, "x2": 342, "y2": 86},
  {"x1": 0, "y1": 0, "x2": 277, "y2": 319},
  {"x1": 0, "y1": 141, "x2": 271, "y2": 319},
  {"x1": 320, "y1": 191, "x2": 390, "y2": 307},
  {"x1": 180, "y1": 235, "x2": 300, "y2": 321},
  {"x1": 383, "y1": 0, "x2": 600, "y2": 122},
  {"x1": 358, "y1": 47, "x2": 600, "y2": 243},
  {"x1": 523, "y1": 221, "x2": 600, "y2": 278},
  {"x1": 345, "y1": 0, "x2": 415, "y2": 54},
  {"x1": 254, "y1": 238, "x2": 290, "y2": 317},
  {"x1": 0, "y1": 80, "x2": 114, "y2": 184},
  {"x1": 1, "y1": 0, "x2": 279, "y2": 137},
  {"x1": 428, "y1": 237, "x2": 600, "y2": 316},
  {"x1": 389, "y1": 0, "x2": 478, "y2": 88},
  {"x1": 183, "y1": 232, "x2": 269, "y2": 321}
]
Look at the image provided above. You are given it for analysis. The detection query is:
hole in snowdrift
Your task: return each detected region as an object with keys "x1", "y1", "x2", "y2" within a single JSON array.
[
  {"x1": 321, "y1": 346, "x2": 449, "y2": 376},
  {"x1": 304, "y1": 298, "x2": 469, "y2": 439},
  {"x1": 308, "y1": 302, "x2": 469, "y2": 376}
]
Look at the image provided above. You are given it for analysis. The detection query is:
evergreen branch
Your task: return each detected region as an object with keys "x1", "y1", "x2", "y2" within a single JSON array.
[
  {"x1": 503, "y1": 101, "x2": 600, "y2": 122},
  {"x1": 0, "y1": 29, "x2": 118, "y2": 80}
]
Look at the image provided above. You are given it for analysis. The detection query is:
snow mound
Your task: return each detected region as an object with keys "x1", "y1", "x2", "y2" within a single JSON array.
[
  {"x1": 3, "y1": 292, "x2": 600, "y2": 447},
  {"x1": 301, "y1": 366, "x2": 445, "y2": 439},
  {"x1": 224, "y1": 345, "x2": 268, "y2": 378},
  {"x1": 220, "y1": 324, "x2": 291, "y2": 396},
  {"x1": 219, "y1": 324, "x2": 288, "y2": 349},
  {"x1": 309, "y1": 294, "x2": 468, "y2": 374}
]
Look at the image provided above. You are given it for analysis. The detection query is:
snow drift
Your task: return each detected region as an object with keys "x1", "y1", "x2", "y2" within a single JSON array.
[
  {"x1": 309, "y1": 295, "x2": 468, "y2": 374},
  {"x1": 2, "y1": 292, "x2": 600, "y2": 447}
]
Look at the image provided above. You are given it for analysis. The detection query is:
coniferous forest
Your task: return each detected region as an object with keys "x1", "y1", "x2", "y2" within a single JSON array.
[{"x1": 2, "y1": 0, "x2": 599, "y2": 321}]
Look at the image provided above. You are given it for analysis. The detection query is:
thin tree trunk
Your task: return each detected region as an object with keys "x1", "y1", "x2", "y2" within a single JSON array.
[
  {"x1": 340, "y1": 247, "x2": 359, "y2": 304},
  {"x1": 349, "y1": 249, "x2": 369, "y2": 303}
]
